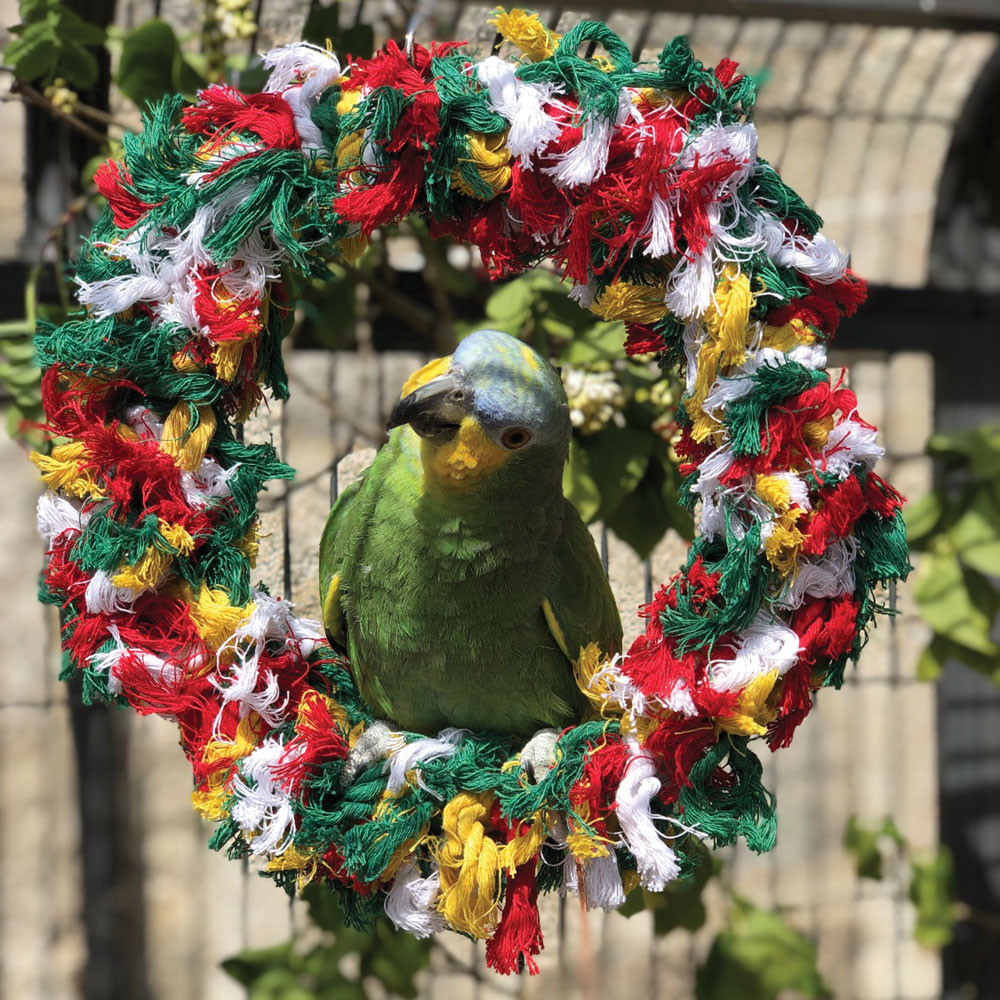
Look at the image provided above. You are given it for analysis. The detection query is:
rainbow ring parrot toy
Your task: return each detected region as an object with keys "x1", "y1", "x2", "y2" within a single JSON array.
[{"x1": 32, "y1": 9, "x2": 909, "y2": 974}]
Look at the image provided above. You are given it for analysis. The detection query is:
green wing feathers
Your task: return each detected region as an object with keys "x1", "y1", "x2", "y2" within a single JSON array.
[
  {"x1": 543, "y1": 500, "x2": 623, "y2": 665},
  {"x1": 319, "y1": 476, "x2": 365, "y2": 649}
]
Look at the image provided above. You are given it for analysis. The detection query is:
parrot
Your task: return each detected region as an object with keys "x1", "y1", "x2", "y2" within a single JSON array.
[{"x1": 318, "y1": 329, "x2": 622, "y2": 768}]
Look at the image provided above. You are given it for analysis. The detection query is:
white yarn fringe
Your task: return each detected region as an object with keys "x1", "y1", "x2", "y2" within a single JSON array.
[
  {"x1": 562, "y1": 849, "x2": 626, "y2": 911},
  {"x1": 616, "y1": 734, "x2": 680, "y2": 891},
  {"x1": 385, "y1": 728, "x2": 465, "y2": 795},
  {"x1": 385, "y1": 862, "x2": 446, "y2": 937},
  {"x1": 230, "y1": 736, "x2": 298, "y2": 855},
  {"x1": 707, "y1": 611, "x2": 801, "y2": 692}
]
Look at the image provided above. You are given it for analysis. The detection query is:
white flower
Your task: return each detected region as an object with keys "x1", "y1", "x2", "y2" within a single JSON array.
[{"x1": 562, "y1": 364, "x2": 626, "y2": 435}]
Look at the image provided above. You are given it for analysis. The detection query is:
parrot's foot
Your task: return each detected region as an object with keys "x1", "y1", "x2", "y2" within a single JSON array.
[
  {"x1": 340, "y1": 720, "x2": 402, "y2": 786},
  {"x1": 519, "y1": 728, "x2": 560, "y2": 783}
]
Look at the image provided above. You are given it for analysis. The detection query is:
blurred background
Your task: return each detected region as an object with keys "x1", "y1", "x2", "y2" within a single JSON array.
[{"x1": 1, "y1": 0, "x2": 1000, "y2": 998}]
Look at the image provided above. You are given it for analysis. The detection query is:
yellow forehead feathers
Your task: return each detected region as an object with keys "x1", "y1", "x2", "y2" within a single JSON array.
[
  {"x1": 401, "y1": 355, "x2": 452, "y2": 398},
  {"x1": 519, "y1": 344, "x2": 540, "y2": 370}
]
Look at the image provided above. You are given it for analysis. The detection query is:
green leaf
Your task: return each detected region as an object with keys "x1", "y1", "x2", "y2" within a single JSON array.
[
  {"x1": 605, "y1": 464, "x2": 670, "y2": 559},
  {"x1": 315, "y1": 983, "x2": 366, "y2": 1000},
  {"x1": 843, "y1": 816, "x2": 885, "y2": 880},
  {"x1": 0, "y1": 319, "x2": 35, "y2": 337},
  {"x1": 53, "y1": 40, "x2": 98, "y2": 88},
  {"x1": 904, "y1": 492, "x2": 943, "y2": 546},
  {"x1": 915, "y1": 641, "x2": 945, "y2": 681},
  {"x1": 558, "y1": 322, "x2": 626, "y2": 365},
  {"x1": 948, "y1": 486, "x2": 1000, "y2": 573},
  {"x1": 696, "y1": 899, "x2": 831, "y2": 1000},
  {"x1": 912, "y1": 553, "x2": 1000, "y2": 657},
  {"x1": 4, "y1": 32, "x2": 57, "y2": 81},
  {"x1": 660, "y1": 454, "x2": 694, "y2": 542},
  {"x1": 563, "y1": 436, "x2": 602, "y2": 522},
  {"x1": 649, "y1": 846, "x2": 721, "y2": 935},
  {"x1": 301, "y1": 0, "x2": 339, "y2": 43},
  {"x1": 484, "y1": 276, "x2": 534, "y2": 324},
  {"x1": 173, "y1": 45, "x2": 206, "y2": 99},
  {"x1": 604, "y1": 451, "x2": 691, "y2": 557},
  {"x1": 221, "y1": 943, "x2": 297, "y2": 987},
  {"x1": 534, "y1": 288, "x2": 591, "y2": 342},
  {"x1": 919, "y1": 633, "x2": 1000, "y2": 681},
  {"x1": 19, "y1": 0, "x2": 53, "y2": 25},
  {"x1": 52, "y1": 7, "x2": 105, "y2": 45},
  {"x1": 117, "y1": 19, "x2": 176, "y2": 107},
  {"x1": 302, "y1": 883, "x2": 350, "y2": 935},
  {"x1": 927, "y1": 426, "x2": 1000, "y2": 480},
  {"x1": 248, "y1": 970, "x2": 314, "y2": 1000},
  {"x1": 5, "y1": 403, "x2": 25, "y2": 439},
  {"x1": 117, "y1": 19, "x2": 203, "y2": 108},
  {"x1": 909, "y1": 847, "x2": 956, "y2": 949},
  {"x1": 364, "y1": 922, "x2": 429, "y2": 997},
  {"x1": 1, "y1": 338, "x2": 38, "y2": 362},
  {"x1": 843, "y1": 816, "x2": 905, "y2": 880},
  {"x1": 963, "y1": 542, "x2": 1000, "y2": 579},
  {"x1": 570, "y1": 425, "x2": 652, "y2": 523}
]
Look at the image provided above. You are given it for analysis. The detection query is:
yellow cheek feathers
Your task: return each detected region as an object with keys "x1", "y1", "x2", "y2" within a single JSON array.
[
  {"x1": 421, "y1": 417, "x2": 511, "y2": 491},
  {"x1": 401, "y1": 355, "x2": 453, "y2": 398}
]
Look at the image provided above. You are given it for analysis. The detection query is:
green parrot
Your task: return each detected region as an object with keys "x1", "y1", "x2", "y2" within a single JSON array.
[{"x1": 318, "y1": 329, "x2": 622, "y2": 747}]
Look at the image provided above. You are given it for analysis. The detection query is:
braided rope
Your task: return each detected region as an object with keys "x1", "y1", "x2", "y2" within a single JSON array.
[{"x1": 32, "y1": 11, "x2": 909, "y2": 974}]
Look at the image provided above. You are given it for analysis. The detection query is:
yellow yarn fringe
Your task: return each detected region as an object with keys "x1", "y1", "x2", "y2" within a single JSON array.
[
  {"x1": 435, "y1": 791, "x2": 549, "y2": 938},
  {"x1": 452, "y1": 131, "x2": 512, "y2": 198},
  {"x1": 161, "y1": 402, "x2": 217, "y2": 472},
  {"x1": 764, "y1": 508, "x2": 806, "y2": 578},
  {"x1": 192, "y1": 713, "x2": 263, "y2": 820},
  {"x1": 717, "y1": 669, "x2": 780, "y2": 737},
  {"x1": 688, "y1": 264, "x2": 756, "y2": 443},
  {"x1": 31, "y1": 442, "x2": 104, "y2": 500},
  {"x1": 436, "y1": 792, "x2": 502, "y2": 938},
  {"x1": 489, "y1": 8, "x2": 561, "y2": 62},
  {"x1": 590, "y1": 281, "x2": 668, "y2": 325}
]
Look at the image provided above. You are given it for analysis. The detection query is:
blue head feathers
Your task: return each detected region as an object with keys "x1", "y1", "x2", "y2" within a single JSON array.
[{"x1": 451, "y1": 330, "x2": 569, "y2": 448}]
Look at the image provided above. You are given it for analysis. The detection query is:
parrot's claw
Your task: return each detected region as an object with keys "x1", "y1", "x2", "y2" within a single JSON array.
[
  {"x1": 340, "y1": 720, "x2": 402, "y2": 786},
  {"x1": 519, "y1": 728, "x2": 560, "y2": 783}
]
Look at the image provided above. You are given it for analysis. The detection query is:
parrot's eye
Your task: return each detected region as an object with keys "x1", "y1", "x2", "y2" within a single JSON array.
[{"x1": 500, "y1": 427, "x2": 532, "y2": 450}]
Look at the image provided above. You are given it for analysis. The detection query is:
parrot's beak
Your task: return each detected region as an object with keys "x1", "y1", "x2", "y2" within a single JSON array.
[{"x1": 386, "y1": 372, "x2": 470, "y2": 439}]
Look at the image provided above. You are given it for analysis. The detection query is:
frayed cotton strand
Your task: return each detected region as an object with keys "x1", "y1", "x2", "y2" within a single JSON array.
[
  {"x1": 681, "y1": 121, "x2": 758, "y2": 185},
  {"x1": 474, "y1": 57, "x2": 561, "y2": 163},
  {"x1": 85, "y1": 570, "x2": 137, "y2": 615},
  {"x1": 822, "y1": 420, "x2": 883, "y2": 478},
  {"x1": 701, "y1": 347, "x2": 788, "y2": 418},
  {"x1": 262, "y1": 42, "x2": 340, "y2": 94},
  {"x1": 385, "y1": 862, "x2": 447, "y2": 937},
  {"x1": 666, "y1": 245, "x2": 716, "y2": 319},
  {"x1": 642, "y1": 192, "x2": 676, "y2": 258},
  {"x1": 777, "y1": 538, "x2": 858, "y2": 609},
  {"x1": 385, "y1": 727, "x2": 465, "y2": 795},
  {"x1": 230, "y1": 737, "x2": 298, "y2": 855},
  {"x1": 616, "y1": 734, "x2": 680, "y2": 891},
  {"x1": 562, "y1": 849, "x2": 626, "y2": 911},
  {"x1": 788, "y1": 343, "x2": 828, "y2": 370},
  {"x1": 86, "y1": 625, "x2": 128, "y2": 695},
  {"x1": 36, "y1": 491, "x2": 88, "y2": 545},
  {"x1": 707, "y1": 612, "x2": 800, "y2": 692},
  {"x1": 264, "y1": 44, "x2": 342, "y2": 155}
]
